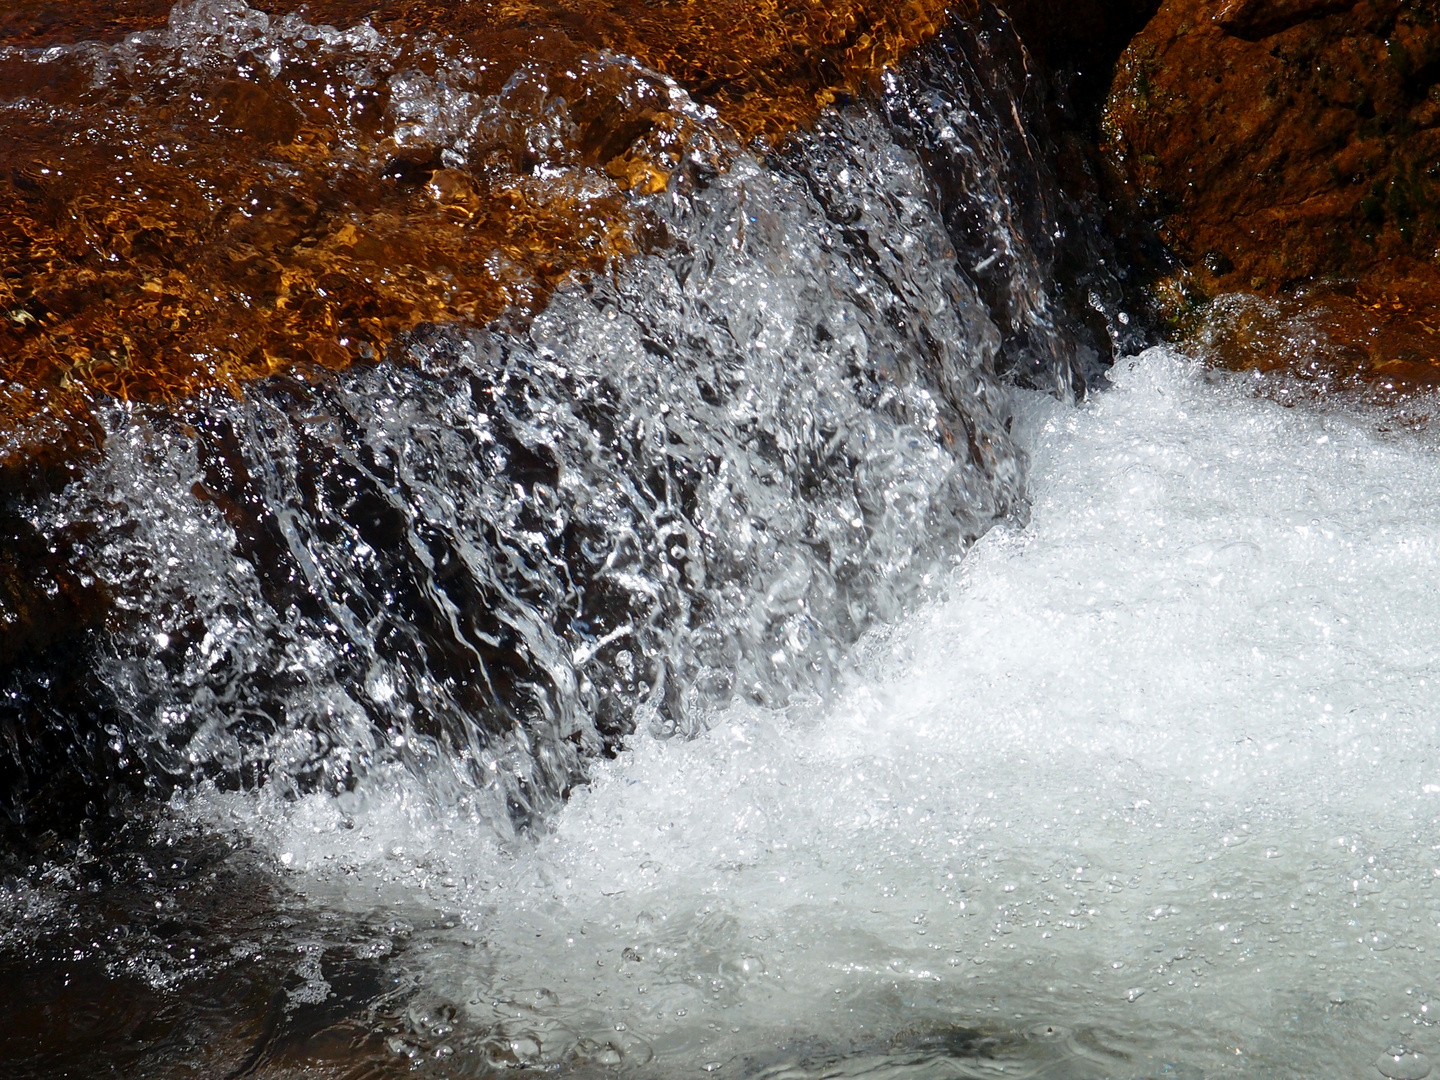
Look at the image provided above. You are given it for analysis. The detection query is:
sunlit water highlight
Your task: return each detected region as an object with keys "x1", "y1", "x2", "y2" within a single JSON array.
[{"x1": 189, "y1": 349, "x2": 1440, "y2": 1078}]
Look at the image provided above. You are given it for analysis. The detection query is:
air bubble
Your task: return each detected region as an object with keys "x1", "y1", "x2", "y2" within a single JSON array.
[{"x1": 1376, "y1": 1046, "x2": 1432, "y2": 1080}]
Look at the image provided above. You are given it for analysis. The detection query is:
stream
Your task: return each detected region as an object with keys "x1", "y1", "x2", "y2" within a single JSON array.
[{"x1": 3, "y1": 3, "x2": 1438, "y2": 1078}]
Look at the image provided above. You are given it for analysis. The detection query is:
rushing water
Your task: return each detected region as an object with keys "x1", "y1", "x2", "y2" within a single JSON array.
[
  {"x1": 4, "y1": 2, "x2": 1437, "y2": 1079},
  {"x1": 13, "y1": 350, "x2": 1440, "y2": 1078},
  {"x1": 1, "y1": 0, "x2": 1132, "y2": 840},
  {"x1": 165, "y1": 351, "x2": 1440, "y2": 1080}
]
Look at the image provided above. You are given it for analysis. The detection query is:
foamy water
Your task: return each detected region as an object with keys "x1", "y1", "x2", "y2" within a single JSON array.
[{"x1": 195, "y1": 348, "x2": 1440, "y2": 1077}]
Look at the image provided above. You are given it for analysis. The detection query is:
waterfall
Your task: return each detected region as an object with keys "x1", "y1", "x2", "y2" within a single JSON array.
[
  {"x1": 18, "y1": 5, "x2": 1439, "y2": 1080},
  {"x1": 0, "y1": 0, "x2": 1133, "y2": 844}
]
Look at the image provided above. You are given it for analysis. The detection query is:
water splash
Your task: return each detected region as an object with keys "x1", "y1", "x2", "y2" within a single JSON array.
[{"x1": 132, "y1": 348, "x2": 1440, "y2": 1080}]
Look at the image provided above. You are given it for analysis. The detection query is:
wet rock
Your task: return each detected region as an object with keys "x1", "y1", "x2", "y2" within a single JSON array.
[
  {"x1": 0, "y1": 1, "x2": 176, "y2": 46},
  {"x1": 1214, "y1": 0, "x2": 1359, "y2": 39},
  {"x1": 1104, "y1": 0, "x2": 1440, "y2": 380},
  {"x1": 1106, "y1": 0, "x2": 1439, "y2": 286}
]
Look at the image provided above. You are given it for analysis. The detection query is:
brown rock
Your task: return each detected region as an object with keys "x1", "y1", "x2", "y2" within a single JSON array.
[
  {"x1": 0, "y1": 1, "x2": 175, "y2": 46},
  {"x1": 1104, "y1": 0, "x2": 1440, "y2": 384},
  {"x1": 0, "y1": 0, "x2": 959, "y2": 462},
  {"x1": 1107, "y1": 0, "x2": 1440, "y2": 286},
  {"x1": 1178, "y1": 276, "x2": 1440, "y2": 391},
  {"x1": 1214, "y1": 0, "x2": 1358, "y2": 39}
]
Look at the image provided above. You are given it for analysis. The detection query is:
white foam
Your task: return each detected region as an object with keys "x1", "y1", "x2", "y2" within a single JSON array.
[{"x1": 203, "y1": 348, "x2": 1440, "y2": 1075}]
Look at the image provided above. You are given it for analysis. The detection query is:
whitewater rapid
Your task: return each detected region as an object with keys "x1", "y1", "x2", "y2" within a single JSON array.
[{"x1": 193, "y1": 347, "x2": 1440, "y2": 1078}]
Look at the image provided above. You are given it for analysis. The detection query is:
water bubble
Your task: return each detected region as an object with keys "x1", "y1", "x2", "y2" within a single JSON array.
[
  {"x1": 1376, "y1": 1046, "x2": 1432, "y2": 1080},
  {"x1": 594, "y1": 1044, "x2": 623, "y2": 1066},
  {"x1": 1126, "y1": 987, "x2": 1146, "y2": 1002},
  {"x1": 1027, "y1": 1023, "x2": 1068, "y2": 1039}
]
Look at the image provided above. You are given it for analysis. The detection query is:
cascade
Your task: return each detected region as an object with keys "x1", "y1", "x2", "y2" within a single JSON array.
[
  {"x1": 7, "y1": 3, "x2": 1436, "y2": 1079},
  {"x1": 0, "y1": 0, "x2": 1133, "y2": 842}
]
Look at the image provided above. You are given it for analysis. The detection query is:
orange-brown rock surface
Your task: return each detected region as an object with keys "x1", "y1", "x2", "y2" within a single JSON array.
[
  {"x1": 0, "y1": 0, "x2": 955, "y2": 447},
  {"x1": 1104, "y1": 0, "x2": 1440, "y2": 384}
]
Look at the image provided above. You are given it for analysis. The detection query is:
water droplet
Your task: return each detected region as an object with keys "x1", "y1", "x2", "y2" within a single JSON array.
[
  {"x1": 1376, "y1": 1046, "x2": 1431, "y2": 1080},
  {"x1": 1126, "y1": 987, "x2": 1146, "y2": 1002}
]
